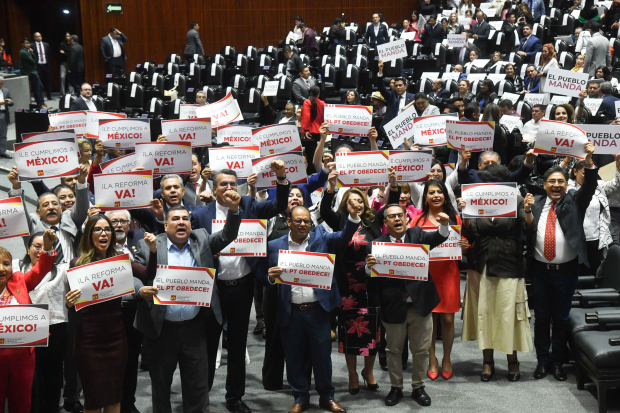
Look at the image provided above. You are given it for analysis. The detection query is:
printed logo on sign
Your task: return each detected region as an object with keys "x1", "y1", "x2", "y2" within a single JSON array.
[
  {"x1": 429, "y1": 139, "x2": 434, "y2": 143},
  {"x1": 92, "y1": 294, "x2": 99, "y2": 300},
  {"x1": 461, "y1": 144, "x2": 465, "y2": 149},
  {"x1": 116, "y1": 143, "x2": 121, "y2": 147},
  {"x1": 0, "y1": 339, "x2": 4, "y2": 344},
  {"x1": 294, "y1": 278, "x2": 299, "y2": 282},
  {"x1": 171, "y1": 296, "x2": 176, "y2": 301},
  {"x1": 389, "y1": 269, "x2": 394, "y2": 274},
  {"x1": 230, "y1": 248, "x2": 235, "y2": 253},
  {"x1": 478, "y1": 209, "x2": 484, "y2": 214},
  {"x1": 38, "y1": 170, "x2": 44, "y2": 176},
  {"x1": 338, "y1": 128, "x2": 343, "y2": 132},
  {"x1": 551, "y1": 147, "x2": 556, "y2": 152},
  {"x1": 397, "y1": 175, "x2": 403, "y2": 180},
  {"x1": 354, "y1": 179, "x2": 359, "y2": 183},
  {"x1": 114, "y1": 202, "x2": 121, "y2": 207},
  {"x1": 154, "y1": 168, "x2": 159, "y2": 173},
  {"x1": 269, "y1": 149, "x2": 275, "y2": 154},
  {"x1": 271, "y1": 180, "x2": 277, "y2": 185}
]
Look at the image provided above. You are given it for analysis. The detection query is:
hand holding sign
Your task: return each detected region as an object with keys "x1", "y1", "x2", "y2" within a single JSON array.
[
  {"x1": 8, "y1": 166, "x2": 20, "y2": 190},
  {"x1": 77, "y1": 163, "x2": 88, "y2": 184},
  {"x1": 327, "y1": 170, "x2": 339, "y2": 191},
  {"x1": 271, "y1": 159, "x2": 286, "y2": 179},
  {"x1": 584, "y1": 141, "x2": 595, "y2": 166},
  {"x1": 388, "y1": 166, "x2": 397, "y2": 186},
  {"x1": 66, "y1": 289, "x2": 81, "y2": 308},
  {"x1": 139, "y1": 286, "x2": 159, "y2": 300},
  {"x1": 145, "y1": 232, "x2": 157, "y2": 253},
  {"x1": 268, "y1": 266, "x2": 282, "y2": 284},
  {"x1": 149, "y1": 199, "x2": 164, "y2": 222},
  {"x1": 366, "y1": 254, "x2": 377, "y2": 269}
]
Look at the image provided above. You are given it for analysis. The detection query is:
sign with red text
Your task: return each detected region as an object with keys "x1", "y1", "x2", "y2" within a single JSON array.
[
  {"x1": 252, "y1": 123, "x2": 302, "y2": 156},
  {"x1": 212, "y1": 220, "x2": 267, "y2": 256},
  {"x1": 389, "y1": 150, "x2": 433, "y2": 182},
  {"x1": 86, "y1": 111, "x2": 127, "y2": 138},
  {"x1": 48, "y1": 111, "x2": 87, "y2": 136},
  {"x1": 179, "y1": 104, "x2": 203, "y2": 119},
  {"x1": 135, "y1": 142, "x2": 192, "y2": 175},
  {"x1": 208, "y1": 146, "x2": 260, "y2": 179},
  {"x1": 533, "y1": 120, "x2": 587, "y2": 159},
  {"x1": 446, "y1": 120, "x2": 495, "y2": 152},
  {"x1": 14, "y1": 138, "x2": 80, "y2": 181},
  {"x1": 336, "y1": 151, "x2": 390, "y2": 187},
  {"x1": 252, "y1": 152, "x2": 307, "y2": 189},
  {"x1": 462, "y1": 183, "x2": 518, "y2": 218},
  {"x1": 377, "y1": 39, "x2": 408, "y2": 62},
  {"x1": 153, "y1": 265, "x2": 215, "y2": 307},
  {"x1": 0, "y1": 304, "x2": 49, "y2": 347},
  {"x1": 217, "y1": 125, "x2": 254, "y2": 146},
  {"x1": 383, "y1": 104, "x2": 417, "y2": 148},
  {"x1": 263, "y1": 80, "x2": 279, "y2": 97},
  {"x1": 161, "y1": 118, "x2": 212, "y2": 147},
  {"x1": 195, "y1": 92, "x2": 243, "y2": 127},
  {"x1": 93, "y1": 170, "x2": 154, "y2": 211},
  {"x1": 581, "y1": 124, "x2": 620, "y2": 155},
  {"x1": 414, "y1": 114, "x2": 457, "y2": 147},
  {"x1": 423, "y1": 226, "x2": 462, "y2": 260},
  {"x1": 66, "y1": 254, "x2": 134, "y2": 310},
  {"x1": 275, "y1": 250, "x2": 334, "y2": 289},
  {"x1": 100, "y1": 153, "x2": 136, "y2": 173},
  {"x1": 370, "y1": 242, "x2": 429, "y2": 281},
  {"x1": 21, "y1": 130, "x2": 76, "y2": 143},
  {"x1": 325, "y1": 105, "x2": 373, "y2": 137},
  {"x1": 0, "y1": 197, "x2": 30, "y2": 240},
  {"x1": 98, "y1": 119, "x2": 151, "y2": 149},
  {"x1": 544, "y1": 68, "x2": 589, "y2": 98}
]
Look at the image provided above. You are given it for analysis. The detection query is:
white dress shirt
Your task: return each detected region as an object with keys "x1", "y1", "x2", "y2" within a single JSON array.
[
  {"x1": 215, "y1": 201, "x2": 252, "y2": 280},
  {"x1": 35, "y1": 42, "x2": 46, "y2": 64},
  {"x1": 521, "y1": 119, "x2": 541, "y2": 143},
  {"x1": 82, "y1": 97, "x2": 97, "y2": 111},
  {"x1": 398, "y1": 94, "x2": 406, "y2": 112},
  {"x1": 109, "y1": 34, "x2": 122, "y2": 58},
  {"x1": 533, "y1": 197, "x2": 578, "y2": 264},
  {"x1": 374, "y1": 24, "x2": 380, "y2": 37},
  {"x1": 16, "y1": 259, "x2": 69, "y2": 324}
]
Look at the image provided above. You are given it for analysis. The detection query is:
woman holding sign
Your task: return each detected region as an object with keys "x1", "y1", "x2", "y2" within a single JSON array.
[
  {"x1": 65, "y1": 215, "x2": 156, "y2": 413},
  {"x1": 0, "y1": 229, "x2": 56, "y2": 413},
  {"x1": 410, "y1": 179, "x2": 468, "y2": 380},
  {"x1": 461, "y1": 164, "x2": 532, "y2": 382},
  {"x1": 409, "y1": 158, "x2": 460, "y2": 211}
]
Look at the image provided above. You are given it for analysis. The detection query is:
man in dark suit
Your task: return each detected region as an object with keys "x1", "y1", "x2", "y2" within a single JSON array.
[
  {"x1": 100, "y1": 28, "x2": 128, "y2": 74},
  {"x1": 283, "y1": 45, "x2": 303, "y2": 77},
  {"x1": 69, "y1": 83, "x2": 103, "y2": 111},
  {"x1": 469, "y1": 12, "x2": 490, "y2": 56},
  {"x1": 431, "y1": 79, "x2": 451, "y2": 101},
  {"x1": 134, "y1": 198, "x2": 242, "y2": 413},
  {"x1": 190, "y1": 162, "x2": 289, "y2": 413},
  {"x1": 365, "y1": 203, "x2": 450, "y2": 407},
  {"x1": 598, "y1": 81, "x2": 620, "y2": 119},
  {"x1": 501, "y1": 13, "x2": 519, "y2": 54},
  {"x1": 522, "y1": 65, "x2": 540, "y2": 93},
  {"x1": 292, "y1": 66, "x2": 316, "y2": 104},
  {"x1": 260, "y1": 95, "x2": 297, "y2": 125},
  {"x1": 265, "y1": 204, "x2": 360, "y2": 413},
  {"x1": 67, "y1": 35, "x2": 84, "y2": 93},
  {"x1": 184, "y1": 22, "x2": 204, "y2": 63},
  {"x1": 328, "y1": 18, "x2": 347, "y2": 51},
  {"x1": 421, "y1": 15, "x2": 445, "y2": 50},
  {"x1": 458, "y1": 149, "x2": 536, "y2": 184},
  {"x1": 0, "y1": 76, "x2": 14, "y2": 159},
  {"x1": 365, "y1": 13, "x2": 389, "y2": 47},
  {"x1": 299, "y1": 23, "x2": 318, "y2": 58},
  {"x1": 376, "y1": 60, "x2": 415, "y2": 135},
  {"x1": 32, "y1": 32, "x2": 52, "y2": 100},
  {"x1": 524, "y1": 143, "x2": 597, "y2": 381},
  {"x1": 517, "y1": 24, "x2": 542, "y2": 62}
]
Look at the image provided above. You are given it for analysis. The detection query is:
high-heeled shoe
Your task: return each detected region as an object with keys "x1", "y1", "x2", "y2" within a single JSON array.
[
  {"x1": 348, "y1": 373, "x2": 360, "y2": 395},
  {"x1": 427, "y1": 357, "x2": 439, "y2": 380},
  {"x1": 441, "y1": 359, "x2": 453, "y2": 380},
  {"x1": 361, "y1": 369, "x2": 379, "y2": 391},
  {"x1": 480, "y1": 360, "x2": 495, "y2": 382},
  {"x1": 507, "y1": 361, "x2": 521, "y2": 382}
]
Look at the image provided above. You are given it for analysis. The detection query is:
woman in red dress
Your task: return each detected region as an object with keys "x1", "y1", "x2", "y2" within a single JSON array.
[{"x1": 410, "y1": 179, "x2": 469, "y2": 380}]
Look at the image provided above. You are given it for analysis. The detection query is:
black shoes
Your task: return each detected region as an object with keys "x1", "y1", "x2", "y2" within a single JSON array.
[
  {"x1": 63, "y1": 401, "x2": 83, "y2": 413},
  {"x1": 253, "y1": 321, "x2": 265, "y2": 335},
  {"x1": 384, "y1": 387, "x2": 403, "y2": 406},
  {"x1": 534, "y1": 363, "x2": 548, "y2": 379},
  {"x1": 551, "y1": 363, "x2": 567, "y2": 381},
  {"x1": 480, "y1": 360, "x2": 495, "y2": 382},
  {"x1": 507, "y1": 362, "x2": 521, "y2": 382},
  {"x1": 226, "y1": 399, "x2": 252, "y2": 413},
  {"x1": 411, "y1": 386, "x2": 431, "y2": 407}
]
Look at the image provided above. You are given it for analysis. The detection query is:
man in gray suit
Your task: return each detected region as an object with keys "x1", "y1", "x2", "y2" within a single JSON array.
[
  {"x1": 0, "y1": 76, "x2": 13, "y2": 159},
  {"x1": 292, "y1": 66, "x2": 316, "y2": 104},
  {"x1": 184, "y1": 22, "x2": 204, "y2": 63},
  {"x1": 133, "y1": 194, "x2": 242, "y2": 413},
  {"x1": 583, "y1": 21, "x2": 611, "y2": 77}
]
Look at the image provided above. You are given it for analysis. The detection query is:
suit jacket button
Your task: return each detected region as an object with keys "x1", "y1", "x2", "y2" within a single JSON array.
[{"x1": 16, "y1": 289, "x2": 20, "y2": 294}]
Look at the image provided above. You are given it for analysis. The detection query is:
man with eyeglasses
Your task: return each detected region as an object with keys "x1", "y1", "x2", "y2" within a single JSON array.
[
  {"x1": 522, "y1": 65, "x2": 540, "y2": 94},
  {"x1": 524, "y1": 142, "x2": 597, "y2": 382},
  {"x1": 189, "y1": 161, "x2": 289, "y2": 413},
  {"x1": 364, "y1": 203, "x2": 449, "y2": 407},
  {"x1": 265, "y1": 203, "x2": 360, "y2": 413}
]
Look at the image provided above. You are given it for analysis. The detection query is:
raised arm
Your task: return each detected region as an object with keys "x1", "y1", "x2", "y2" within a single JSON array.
[
  {"x1": 575, "y1": 143, "x2": 598, "y2": 216},
  {"x1": 320, "y1": 173, "x2": 344, "y2": 231},
  {"x1": 69, "y1": 164, "x2": 90, "y2": 230},
  {"x1": 251, "y1": 160, "x2": 290, "y2": 218},
  {"x1": 209, "y1": 193, "x2": 243, "y2": 254},
  {"x1": 24, "y1": 230, "x2": 56, "y2": 291},
  {"x1": 325, "y1": 213, "x2": 361, "y2": 250}
]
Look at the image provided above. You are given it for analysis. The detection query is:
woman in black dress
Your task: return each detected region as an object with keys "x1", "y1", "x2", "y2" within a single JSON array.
[{"x1": 65, "y1": 215, "x2": 156, "y2": 413}]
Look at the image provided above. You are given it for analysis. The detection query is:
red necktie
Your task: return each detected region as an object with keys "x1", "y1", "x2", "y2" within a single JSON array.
[
  {"x1": 395, "y1": 238, "x2": 402, "y2": 243},
  {"x1": 543, "y1": 201, "x2": 556, "y2": 261}
]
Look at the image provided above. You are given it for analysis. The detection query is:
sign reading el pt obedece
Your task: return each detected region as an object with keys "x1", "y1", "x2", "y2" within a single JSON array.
[
  {"x1": 446, "y1": 120, "x2": 495, "y2": 152},
  {"x1": 252, "y1": 123, "x2": 302, "y2": 156},
  {"x1": 134, "y1": 141, "x2": 192, "y2": 175},
  {"x1": 161, "y1": 118, "x2": 212, "y2": 147},
  {"x1": 325, "y1": 105, "x2": 373, "y2": 137},
  {"x1": 14, "y1": 138, "x2": 80, "y2": 181},
  {"x1": 336, "y1": 151, "x2": 390, "y2": 187},
  {"x1": 423, "y1": 225, "x2": 462, "y2": 261},
  {"x1": 389, "y1": 150, "x2": 432, "y2": 183},
  {"x1": 0, "y1": 304, "x2": 49, "y2": 347},
  {"x1": 48, "y1": 111, "x2": 87, "y2": 136},
  {"x1": 208, "y1": 146, "x2": 260, "y2": 179},
  {"x1": 217, "y1": 125, "x2": 254, "y2": 146},
  {"x1": 462, "y1": 182, "x2": 518, "y2": 218},
  {"x1": 93, "y1": 170, "x2": 154, "y2": 211},
  {"x1": 533, "y1": 120, "x2": 587, "y2": 159},
  {"x1": 153, "y1": 265, "x2": 215, "y2": 307},
  {"x1": 21, "y1": 129, "x2": 76, "y2": 143},
  {"x1": 370, "y1": 242, "x2": 429, "y2": 281},
  {"x1": 252, "y1": 152, "x2": 307, "y2": 189},
  {"x1": 276, "y1": 250, "x2": 334, "y2": 290},
  {"x1": 0, "y1": 197, "x2": 30, "y2": 240},
  {"x1": 212, "y1": 220, "x2": 267, "y2": 256},
  {"x1": 98, "y1": 118, "x2": 151, "y2": 149}
]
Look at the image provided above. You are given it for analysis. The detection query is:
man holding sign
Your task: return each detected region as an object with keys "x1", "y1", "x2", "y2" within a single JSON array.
[
  {"x1": 364, "y1": 205, "x2": 449, "y2": 407},
  {"x1": 376, "y1": 60, "x2": 415, "y2": 135},
  {"x1": 265, "y1": 204, "x2": 360, "y2": 413}
]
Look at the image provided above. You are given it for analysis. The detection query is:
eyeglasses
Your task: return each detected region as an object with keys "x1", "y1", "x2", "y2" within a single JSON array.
[
  {"x1": 292, "y1": 219, "x2": 312, "y2": 225},
  {"x1": 110, "y1": 219, "x2": 130, "y2": 226},
  {"x1": 546, "y1": 179, "x2": 566, "y2": 185},
  {"x1": 29, "y1": 245, "x2": 43, "y2": 252},
  {"x1": 93, "y1": 227, "x2": 113, "y2": 234},
  {"x1": 386, "y1": 213, "x2": 405, "y2": 220}
]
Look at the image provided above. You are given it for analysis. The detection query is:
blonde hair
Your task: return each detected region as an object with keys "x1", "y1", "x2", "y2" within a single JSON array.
[{"x1": 338, "y1": 188, "x2": 375, "y2": 223}]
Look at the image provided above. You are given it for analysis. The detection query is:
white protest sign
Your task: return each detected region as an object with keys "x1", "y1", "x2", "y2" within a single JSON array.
[
  {"x1": 14, "y1": 138, "x2": 80, "y2": 181},
  {"x1": 377, "y1": 39, "x2": 408, "y2": 62},
  {"x1": 252, "y1": 123, "x2": 302, "y2": 156},
  {"x1": 217, "y1": 125, "x2": 254, "y2": 146},
  {"x1": 208, "y1": 146, "x2": 260, "y2": 179},
  {"x1": 400, "y1": 32, "x2": 417, "y2": 40},
  {"x1": 21, "y1": 130, "x2": 76, "y2": 143},
  {"x1": 134, "y1": 142, "x2": 192, "y2": 175},
  {"x1": 48, "y1": 111, "x2": 87, "y2": 136},
  {"x1": 533, "y1": 120, "x2": 587, "y2": 159},
  {"x1": 325, "y1": 104, "x2": 373, "y2": 137},
  {"x1": 447, "y1": 34, "x2": 467, "y2": 47},
  {"x1": 544, "y1": 68, "x2": 589, "y2": 98},
  {"x1": 446, "y1": 120, "x2": 495, "y2": 152},
  {"x1": 423, "y1": 225, "x2": 462, "y2": 261},
  {"x1": 499, "y1": 115, "x2": 524, "y2": 132},
  {"x1": 0, "y1": 197, "x2": 30, "y2": 240},
  {"x1": 420, "y1": 72, "x2": 440, "y2": 82},
  {"x1": 66, "y1": 254, "x2": 134, "y2": 310},
  {"x1": 212, "y1": 220, "x2": 267, "y2": 256},
  {"x1": 276, "y1": 250, "x2": 334, "y2": 289},
  {"x1": 383, "y1": 104, "x2": 417, "y2": 149},
  {"x1": 93, "y1": 170, "x2": 154, "y2": 211},
  {"x1": 583, "y1": 98, "x2": 604, "y2": 115},
  {"x1": 161, "y1": 118, "x2": 212, "y2": 147},
  {"x1": 615, "y1": 101, "x2": 620, "y2": 117},
  {"x1": 263, "y1": 81, "x2": 279, "y2": 97},
  {"x1": 389, "y1": 150, "x2": 433, "y2": 183},
  {"x1": 153, "y1": 265, "x2": 215, "y2": 307},
  {"x1": 195, "y1": 92, "x2": 244, "y2": 127},
  {"x1": 100, "y1": 153, "x2": 136, "y2": 173},
  {"x1": 0, "y1": 304, "x2": 49, "y2": 347},
  {"x1": 336, "y1": 151, "x2": 390, "y2": 187},
  {"x1": 98, "y1": 119, "x2": 151, "y2": 149},
  {"x1": 524, "y1": 93, "x2": 546, "y2": 105},
  {"x1": 370, "y1": 242, "x2": 429, "y2": 281},
  {"x1": 500, "y1": 92, "x2": 520, "y2": 104},
  {"x1": 179, "y1": 104, "x2": 203, "y2": 119},
  {"x1": 86, "y1": 111, "x2": 127, "y2": 138},
  {"x1": 462, "y1": 183, "x2": 518, "y2": 218},
  {"x1": 413, "y1": 114, "x2": 457, "y2": 147},
  {"x1": 310, "y1": 187, "x2": 324, "y2": 205},
  {"x1": 441, "y1": 72, "x2": 461, "y2": 82},
  {"x1": 550, "y1": 95, "x2": 571, "y2": 105},
  {"x1": 466, "y1": 73, "x2": 487, "y2": 82},
  {"x1": 252, "y1": 152, "x2": 307, "y2": 189},
  {"x1": 580, "y1": 125, "x2": 620, "y2": 155}
]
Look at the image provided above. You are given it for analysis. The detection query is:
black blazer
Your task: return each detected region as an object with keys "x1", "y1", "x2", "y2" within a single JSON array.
[
  {"x1": 100, "y1": 33, "x2": 128, "y2": 60},
  {"x1": 69, "y1": 96, "x2": 104, "y2": 111},
  {"x1": 377, "y1": 76, "x2": 415, "y2": 133},
  {"x1": 501, "y1": 22, "x2": 519, "y2": 53},
  {"x1": 433, "y1": 88, "x2": 452, "y2": 101},
  {"x1": 366, "y1": 227, "x2": 448, "y2": 323},
  {"x1": 68, "y1": 43, "x2": 84, "y2": 72},
  {"x1": 31, "y1": 41, "x2": 50, "y2": 66},
  {"x1": 528, "y1": 167, "x2": 598, "y2": 267},
  {"x1": 1, "y1": 87, "x2": 14, "y2": 123},
  {"x1": 286, "y1": 53, "x2": 304, "y2": 76},
  {"x1": 300, "y1": 28, "x2": 319, "y2": 57},
  {"x1": 421, "y1": 23, "x2": 445, "y2": 49},
  {"x1": 365, "y1": 24, "x2": 389, "y2": 46},
  {"x1": 470, "y1": 20, "x2": 490, "y2": 52}
]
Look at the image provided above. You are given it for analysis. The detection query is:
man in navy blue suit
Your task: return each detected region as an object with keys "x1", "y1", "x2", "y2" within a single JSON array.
[
  {"x1": 517, "y1": 24, "x2": 542, "y2": 62},
  {"x1": 265, "y1": 204, "x2": 360, "y2": 413},
  {"x1": 457, "y1": 149, "x2": 536, "y2": 184},
  {"x1": 528, "y1": 0, "x2": 546, "y2": 20},
  {"x1": 365, "y1": 13, "x2": 389, "y2": 47},
  {"x1": 522, "y1": 65, "x2": 540, "y2": 93},
  {"x1": 376, "y1": 60, "x2": 415, "y2": 135},
  {"x1": 190, "y1": 160, "x2": 289, "y2": 413},
  {"x1": 599, "y1": 82, "x2": 620, "y2": 119}
]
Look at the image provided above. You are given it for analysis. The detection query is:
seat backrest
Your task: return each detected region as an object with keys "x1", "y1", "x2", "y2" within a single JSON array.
[
  {"x1": 557, "y1": 14, "x2": 575, "y2": 35},
  {"x1": 353, "y1": 54, "x2": 368, "y2": 69},
  {"x1": 125, "y1": 83, "x2": 145, "y2": 109},
  {"x1": 276, "y1": 76, "x2": 292, "y2": 101},
  {"x1": 340, "y1": 64, "x2": 359, "y2": 89},
  {"x1": 221, "y1": 46, "x2": 237, "y2": 61},
  {"x1": 126, "y1": 72, "x2": 142, "y2": 86},
  {"x1": 300, "y1": 54, "x2": 310, "y2": 66},
  {"x1": 344, "y1": 29, "x2": 357, "y2": 47},
  {"x1": 495, "y1": 79, "x2": 513, "y2": 96},
  {"x1": 59, "y1": 94, "x2": 76, "y2": 112},
  {"x1": 167, "y1": 98, "x2": 183, "y2": 119},
  {"x1": 353, "y1": 44, "x2": 369, "y2": 58},
  {"x1": 141, "y1": 62, "x2": 156, "y2": 77},
  {"x1": 276, "y1": 63, "x2": 287, "y2": 76},
  {"x1": 202, "y1": 86, "x2": 215, "y2": 103},
  {"x1": 415, "y1": 78, "x2": 433, "y2": 93},
  {"x1": 471, "y1": 79, "x2": 482, "y2": 95},
  {"x1": 558, "y1": 51, "x2": 574, "y2": 70},
  {"x1": 166, "y1": 62, "x2": 180, "y2": 76},
  {"x1": 262, "y1": 45, "x2": 278, "y2": 62},
  {"x1": 235, "y1": 54, "x2": 249, "y2": 75},
  {"x1": 205, "y1": 64, "x2": 223, "y2": 86},
  {"x1": 533, "y1": 52, "x2": 542, "y2": 67},
  {"x1": 190, "y1": 54, "x2": 206, "y2": 65},
  {"x1": 167, "y1": 54, "x2": 182, "y2": 65},
  {"x1": 532, "y1": 23, "x2": 544, "y2": 41},
  {"x1": 333, "y1": 55, "x2": 347, "y2": 70},
  {"x1": 164, "y1": 73, "x2": 187, "y2": 97},
  {"x1": 321, "y1": 55, "x2": 333, "y2": 67},
  {"x1": 186, "y1": 63, "x2": 202, "y2": 88},
  {"x1": 516, "y1": 100, "x2": 532, "y2": 123},
  {"x1": 447, "y1": 79, "x2": 459, "y2": 94},
  {"x1": 508, "y1": 52, "x2": 523, "y2": 68},
  {"x1": 255, "y1": 55, "x2": 273, "y2": 74},
  {"x1": 224, "y1": 86, "x2": 238, "y2": 100},
  {"x1": 383, "y1": 58, "x2": 403, "y2": 78},
  {"x1": 146, "y1": 97, "x2": 163, "y2": 117},
  {"x1": 149, "y1": 72, "x2": 165, "y2": 91},
  {"x1": 554, "y1": 40, "x2": 567, "y2": 57},
  {"x1": 229, "y1": 74, "x2": 247, "y2": 91},
  {"x1": 599, "y1": 244, "x2": 620, "y2": 290},
  {"x1": 243, "y1": 87, "x2": 261, "y2": 113},
  {"x1": 245, "y1": 46, "x2": 258, "y2": 60},
  {"x1": 212, "y1": 54, "x2": 226, "y2": 66},
  {"x1": 433, "y1": 44, "x2": 447, "y2": 64},
  {"x1": 255, "y1": 74, "x2": 270, "y2": 91},
  {"x1": 322, "y1": 64, "x2": 337, "y2": 84}
]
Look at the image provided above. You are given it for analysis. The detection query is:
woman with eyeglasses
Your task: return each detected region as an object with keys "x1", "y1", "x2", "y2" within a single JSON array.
[
  {"x1": 504, "y1": 63, "x2": 524, "y2": 93},
  {"x1": 64, "y1": 215, "x2": 156, "y2": 413},
  {"x1": 476, "y1": 79, "x2": 498, "y2": 110},
  {"x1": 449, "y1": 79, "x2": 476, "y2": 105},
  {"x1": 571, "y1": 54, "x2": 585, "y2": 72},
  {"x1": 411, "y1": 179, "x2": 469, "y2": 380}
]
